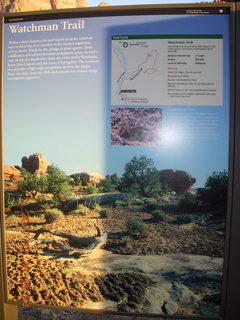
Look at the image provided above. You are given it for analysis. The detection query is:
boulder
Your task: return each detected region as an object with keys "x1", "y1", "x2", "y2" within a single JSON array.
[
  {"x1": 72, "y1": 172, "x2": 105, "y2": 186},
  {"x1": 159, "y1": 169, "x2": 196, "y2": 194},
  {"x1": 163, "y1": 300, "x2": 179, "y2": 315},
  {"x1": 99, "y1": 2, "x2": 110, "y2": 6},
  {"x1": 3, "y1": 0, "x2": 104, "y2": 12},
  {"x1": 21, "y1": 153, "x2": 48, "y2": 175},
  {"x1": 3, "y1": 165, "x2": 22, "y2": 179}
]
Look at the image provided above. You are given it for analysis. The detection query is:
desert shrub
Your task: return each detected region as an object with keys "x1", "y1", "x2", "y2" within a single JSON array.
[
  {"x1": 128, "y1": 198, "x2": 145, "y2": 206},
  {"x1": 84, "y1": 198, "x2": 101, "y2": 210},
  {"x1": 98, "y1": 179, "x2": 116, "y2": 193},
  {"x1": 127, "y1": 216, "x2": 147, "y2": 235},
  {"x1": 100, "y1": 208, "x2": 112, "y2": 218},
  {"x1": 151, "y1": 209, "x2": 167, "y2": 222},
  {"x1": 45, "y1": 209, "x2": 64, "y2": 223},
  {"x1": 198, "y1": 171, "x2": 228, "y2": 213},
  {"x1": 196, "y1": 215, "x2": 207, "y2": 226},
  {"x1": 86, "y1": 184, "x2": 99, "y2": 194},
  {"x1": 216, "y1": 221, "x2": 225, "y2": 231},
  {"x1": 4, "y1": 192, "x2": 15, "y2": 208},
  {"x1": 179, "y1": 193, "x2": 200, "y2": 212},
  {"x1": 177, "y1": 214, "x2": 195, "y2": 224},
  {"x1": 122, "y1": 235, "x2": 132, "y2": 246},
  {"x1": 114, "y1": 199, "x2": 128, "y2": 207},
  {"x1": 144, "y1": 198, "x2": 158, "y2": 204},
  {"x1": 68, "y1": 204, "x2": 90, "y2": 216},
  {"x1": 145, "y1": 202, "x2": 162, "y2": 211}
]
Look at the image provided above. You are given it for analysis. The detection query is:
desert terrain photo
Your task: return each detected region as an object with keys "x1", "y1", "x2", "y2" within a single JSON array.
[{"x1": 4, "y1": 153, "x2": 226, "y2": 317}]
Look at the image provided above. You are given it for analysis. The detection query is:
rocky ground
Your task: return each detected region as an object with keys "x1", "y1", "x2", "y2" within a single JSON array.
[
  {"x1": 5, "y1": 203, "x2": 225, "y2": 318},
  {"x1": 111, "y1": 108, "x2": 162, "y2": 146}
]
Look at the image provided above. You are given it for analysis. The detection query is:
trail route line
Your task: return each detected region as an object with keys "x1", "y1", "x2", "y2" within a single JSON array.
[
  {"x1": 111, "y1": 35, "x2": 223, "y2": 107},
  {"x1": 112, "y1": 38, "x2": 161, "y2": 105}
]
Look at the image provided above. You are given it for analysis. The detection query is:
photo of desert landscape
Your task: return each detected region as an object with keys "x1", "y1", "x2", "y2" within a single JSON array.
[{"x1": 4, "y1": 152, "x2": 227, "y2": 317}]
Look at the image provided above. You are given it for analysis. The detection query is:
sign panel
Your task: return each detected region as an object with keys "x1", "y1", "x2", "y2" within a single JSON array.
[{"x1": 1, "y1": 5, "x2": 232, "y2": 318}]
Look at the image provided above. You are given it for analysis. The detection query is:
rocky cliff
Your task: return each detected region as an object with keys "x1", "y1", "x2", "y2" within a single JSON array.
[
  {"x1": 1, "y1": 0, "x2": 110, "y2": 12},
  {"x1": 21, "y1": 153, "x2": 49, "y2": 175}
]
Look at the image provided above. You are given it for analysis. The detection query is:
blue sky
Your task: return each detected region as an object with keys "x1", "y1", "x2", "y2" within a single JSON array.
[{"x1": 3, "y1": 8, "x2": 230, "y2": 188}]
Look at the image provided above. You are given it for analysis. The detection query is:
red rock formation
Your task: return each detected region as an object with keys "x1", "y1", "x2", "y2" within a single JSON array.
[
  {"x1": 79, "y1": 172, "x2": 105, "y2": 186},
  {"x1": 98, "y1": 2, "x2": 110, "y2": 6},
  {"x1": 21, "y1": 153, "x2": 48, "y2": 175},
  {"x1": 2, "y1": 0, "x2": 89, "y2": 12},
  {"x1": 3, "y1": 165, "x2": 22, "y2": 180},
  {"x1": 159, "y1": 169, "x2": 196, "y2": 194}
]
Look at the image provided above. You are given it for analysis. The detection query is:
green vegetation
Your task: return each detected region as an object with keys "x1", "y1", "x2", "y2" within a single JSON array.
[
  {"x1": 177, "y1": 214, "x2": 195, "y2": 224},
  {"x1": 198, "y1": 170, "x2": 228, "y2": 212},
  {"x1": 86, "y1": 183, "x2": 99, "y2": 194},
  {"x1": 68, "y1": 204, "x2": 90, "y2": 216},
  {"x1": 4, "y1": 192, "x2": 15, "y2": 208},
  {"x1": 72, "y1": 175, "x2": 82, "y2": 186},
  {"x1": 46, "y1": 165, "x2": 72, "y2": 204},
  {"x1": 179, "y1": 192, "x2": 199, "y2": 212},
  {"x1": 151, "y1": 209, "x2": 167, "y2": 222},
  {"x1": 98, "y1": 179, "x2": 116, "y2": 193},
  {"x1": 122, "y1": 235, "x2": 132, "y2": 247},
  {"x1": 18, "y1": 169, "x2": 47, "y2": 198},
  {"x1": 127, "y1": 216, "x2": 147, "y2": 235},
  {"x1": 114, "y1": 199, "x2": 128, "y2": 207},
  {"x1": 44, "y1": 208, "x2": 64, "y2": 223},
  {"x1": 121, "y1": 155, "x2": 166, "y2": 197},
  {"x1": 100, "y1": 208, "x2": 112, "y2": 218}
]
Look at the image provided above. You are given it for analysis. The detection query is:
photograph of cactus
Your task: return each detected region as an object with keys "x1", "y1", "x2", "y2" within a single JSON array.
[{"x1": 2, "y1": 7, "x2": 230, "y2": 318}]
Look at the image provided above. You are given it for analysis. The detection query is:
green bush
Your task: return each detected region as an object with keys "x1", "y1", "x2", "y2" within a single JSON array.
[
  {"x1": 151, "y1": 209, "x2": 167, "y2": 222},
  {"x1": 122, "y1": 235, "x2": 132, "y2": 247},
  {"x1": 177, "y1": 214, "x2": 195, "y2": 224},
  {"x1": 68, "y1": 204, "x2": 90, "y2": 216},
  {"x1": 198, "y1": 171, "x2": 228, "y2": 212},
  {"x1": 98, "y1": 179, "x2": 116, "y2": 193},
  {"x1": 128, "y1": 198, "x2": 145, "y2": 206},
  {"x1": 4, "y1": 192, "x2": 15, "y2": 208},
  {"x1": 114, "y1": 199, "x2": 128, "y2": 207},
  {"x1": 127, "y1": 216, "x2": 147, "y2": 235},
  {"x1": 45, "y1": 209, "x2": 64, "y2": 223},
  {"x1": 145, "y1": 202, "x2": 162, "y2": 211},
  {"x1": 86, "y1": 184, "x2": 99, "y2": 194},
  {"x1": 100, "y1": 208, "x2": 112, "y2": 218},
  {"x1": 179, "y1": 193, "x2": 199, "y2": 212}
]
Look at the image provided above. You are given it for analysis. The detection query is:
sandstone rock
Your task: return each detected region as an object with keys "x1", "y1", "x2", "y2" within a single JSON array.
[
  {"x1": 21, "y1": 153, "x2": 48, "y2": 175},
  {"x1": 76, "y1": 172, "x2": 105, "y2": 186},
  {"x1": 6, "y1": 0, "x2": 88, "y2": 12},
  {"x1": 170, "y1": 283, "x2": 200, "y2": 309},
  {"x1": 143, "y1": 286, "x2": 170, "y2": 314},
  {"x1": 163, "y1": 300, "x2": 178, "y2": 315},
  {"x1": 55, "y1": 0, "x2": 88, "y2": 9},
  {"x1": 3, "y1": 165, "x2": 22, "y2": 179},
  {"x1": 98, "y1": 2, "x2": 110, "y2": 6},
  {"x1": 159, "y1": 169, "x2": 196, "y2": 194},
  {"x1": 10, "y1": 0, "x2": 52, "y2": 12}
]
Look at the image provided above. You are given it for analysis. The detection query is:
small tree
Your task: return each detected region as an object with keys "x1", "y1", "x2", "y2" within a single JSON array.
[
  {"x1": 121, "y1": 155, "x2": 164, "y2": 197},
  {"x1": 17, "y1": 169, "x2": 47, "y2": 198},
  {"x1": 4, "y1": 192, "x2": 15, "y2": 208},
  {"x1": 198, "y1": 171, "x2": 228, "y2": 211},
  {"x1": 98, "y1": 179, "x2": 116, "y2": 193},
  {"x1": 46, "y1": 165, "x2": 72, "y2": 204}
]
